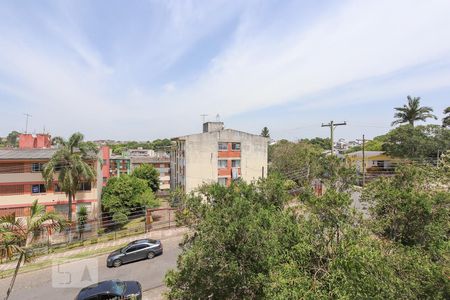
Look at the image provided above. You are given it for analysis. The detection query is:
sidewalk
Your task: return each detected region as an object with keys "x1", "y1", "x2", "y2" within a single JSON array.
[{"x1": 0, "y1": 227, "x2": 188, "y2": 273}]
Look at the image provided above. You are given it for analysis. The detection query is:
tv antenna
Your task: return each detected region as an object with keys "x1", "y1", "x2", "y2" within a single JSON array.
[
  {"x1": 200, "y1": 114, "x2": 208, "y2": 123},
  {"x1": 23, "y1": 113, "x2": 32, "y2": 133}
]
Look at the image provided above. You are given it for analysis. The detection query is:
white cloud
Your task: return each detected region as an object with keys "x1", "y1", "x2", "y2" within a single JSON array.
[{"x1": 0, "y1": 0, "x2": 449, "y2": 140}]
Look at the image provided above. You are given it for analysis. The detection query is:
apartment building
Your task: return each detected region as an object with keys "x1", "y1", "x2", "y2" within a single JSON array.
[
  {"x1": 171, "y1": 122, "x2": 268, "y2": 193},
  {"x1": 0, "y1": 134, "x2": 102, "y2": 219},
  {"x1": 101, "y1": 146, "x2": 170, "y2": 191},
  {"x1": 100, "y1": 146, "x2": 131, "y2": 186},
  {"x1": 127, "y1": 148, "x2": 170, "y2": 192}
]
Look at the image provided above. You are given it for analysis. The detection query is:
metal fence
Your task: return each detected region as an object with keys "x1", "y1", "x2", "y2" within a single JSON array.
[{"x1": 2, "y1": 208, "x2": 179, "y2": 260}]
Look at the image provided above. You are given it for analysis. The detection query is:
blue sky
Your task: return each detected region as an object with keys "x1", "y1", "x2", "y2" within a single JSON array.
[{"x1": 0, "y1": 0, "x2": 449, "y2": 141}]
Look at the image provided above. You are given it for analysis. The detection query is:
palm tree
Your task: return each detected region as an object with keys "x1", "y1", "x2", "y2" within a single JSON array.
[
  {"x1": 1, "y1": 200, "x2": 66, "y2": 300},
  {"x1": 443, "y1": 107, "x2": 450, "y2": 127},
  {"x1": 391, "y1": 96, "x2": 437, "y2": 126},
  {"x1": 42, "y1": 133, "x2": 97, "y2": 224}
]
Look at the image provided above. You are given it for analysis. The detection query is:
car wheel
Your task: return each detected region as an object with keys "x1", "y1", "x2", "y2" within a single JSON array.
[
  {"x1": 147, "y1": 252, "x2": 155, "y2": 259},
  {"x1": 113, "y1": 259, "x2": 122, "y2": 267}
]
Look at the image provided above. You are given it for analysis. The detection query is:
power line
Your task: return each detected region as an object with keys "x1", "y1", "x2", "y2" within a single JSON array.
[{"x1": 321, "y1": 121, "x2": 347, "y2": 155}]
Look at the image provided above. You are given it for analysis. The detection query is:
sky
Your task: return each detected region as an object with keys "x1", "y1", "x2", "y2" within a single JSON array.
[{"x1": 0, "y1": 0, "x2": 449, "y2": 142}]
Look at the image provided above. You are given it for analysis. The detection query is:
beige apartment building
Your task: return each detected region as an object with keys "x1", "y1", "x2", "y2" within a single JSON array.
[{"x1": 171, "y1": 122, "x2": 268, "y2": 193}]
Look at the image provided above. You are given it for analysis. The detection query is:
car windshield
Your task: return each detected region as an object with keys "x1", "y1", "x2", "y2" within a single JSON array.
[{"x1": 111, "y1": 280, "x2": 126, "y2": 295}]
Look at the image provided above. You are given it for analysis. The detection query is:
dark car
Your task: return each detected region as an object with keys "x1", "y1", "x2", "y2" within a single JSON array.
[
  {"x1": 75, "y1": 279, "x2": 142, "y2": 300},
  {"x1": 107, "y1": 239, "x2": 163, "y2": 267}
]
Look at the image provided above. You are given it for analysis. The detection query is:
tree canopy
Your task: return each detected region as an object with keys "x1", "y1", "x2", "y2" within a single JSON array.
[
  {"x1": 166, "y1": 176, "x2": 449, "y2": 299},
  {"x1": 443, "y1": 106, "x2": 450, "y2": 128},
  {"x1": 132, "y1": 164, "x2": 160, "y2": 192},
  {"x1": 261, "y1": 127, "x2": 270, "y2": 138},
  {"x1": 101, "y1": 175, "x2": 159, "y2": 225},
  {"x1": 299, "y1": 137, "x2": 332, "y2": 150},
  {"x1": 382, "y1": 124, "x2": 449, "y2": 160},
  {"x1": 109, "y1": 139, "x2": 172, "y2": 155},
  {"x1": 269, "y1": 140, "x2": 323, "y2": 187}
]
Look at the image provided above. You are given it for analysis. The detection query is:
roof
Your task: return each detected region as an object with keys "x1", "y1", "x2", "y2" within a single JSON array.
[
  {"x1": 172, "y1": 128, "x2": 267, "y2": 141},
  {"x1": 0, "y1": 149, "x2": 57, "y2": 160},
  {"x1": 130, "y1": 156, "x2": 169, "y2": 164},
  {"x1": 346, "y1": 151, "x2": 385, "y2": 158}
]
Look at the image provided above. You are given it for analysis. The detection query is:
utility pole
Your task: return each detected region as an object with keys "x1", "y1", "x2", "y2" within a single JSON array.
[
  {"x1": 23, "y1": 113, "x2": 32, "y2": 133},
  {"x1": 321, "y1": 121, "x2": 347, "y2": 155},
  {"x1": 362, "y1": 134, "x2": 366, "y2": 187}
]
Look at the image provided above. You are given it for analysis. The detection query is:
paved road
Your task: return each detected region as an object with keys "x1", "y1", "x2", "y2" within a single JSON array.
[{"x1": 0, "y1": 235, "x2": 182, "y2": 300}]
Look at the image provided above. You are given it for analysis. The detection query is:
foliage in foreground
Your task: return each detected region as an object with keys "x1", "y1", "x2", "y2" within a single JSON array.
[
  {"x1": 362, "y1": 163, "x2": 450, "y2": 261},
  {"x1": 165, "y1": 178, "x2": 449, "y2": 299},
  {"x1": 101, "y1": 175, "x2": 159, "y2": 226}
]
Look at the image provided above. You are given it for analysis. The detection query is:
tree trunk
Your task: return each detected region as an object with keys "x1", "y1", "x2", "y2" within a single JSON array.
[
  {"x1": 5, "y1": 252, "x2": 23, "y2": 300},
  {"x1": 68, "y1": 192, "x2": 73, "y2": 223},
  {"x1": 67, "y1": 192, "x2": 73, "y2": 243}
]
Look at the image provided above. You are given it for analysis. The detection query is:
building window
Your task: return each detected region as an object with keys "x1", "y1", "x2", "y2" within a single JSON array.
[
  {"x1": 54, "y1": 164, "x2": 62, "y2": 171},
  {"x1": 218, "y1": 178, "x2": 227, "y2": 186},
  {"x1": 32, "y1": 184, "x2": 46, "y2": 194},
  {"x1": 231, "y1": 160, "x2": 241, "y2": 168},
  {"x1": 78, "y1": 182, "x2": 92, "y2": 191},
  {"x1": 374, "y1": 160, "x2": 385, "y2": 168},
  {"x1": 218, "y1": 160, "x2": 227, "y2": 169},
  {"x1": 218, "y1": 142, "x2": 228, "y2": 151},
  {"x1": 32, "y1": 163, "x2": 44, "y2": 172},
  {"x1": 231, "y1": 143, "x2": 241, "y2": 151}
]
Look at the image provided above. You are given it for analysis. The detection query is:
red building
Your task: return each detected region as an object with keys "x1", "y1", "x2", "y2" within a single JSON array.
[{"x1": 0, "y1": 134, "x2": 101, "y2": 219}]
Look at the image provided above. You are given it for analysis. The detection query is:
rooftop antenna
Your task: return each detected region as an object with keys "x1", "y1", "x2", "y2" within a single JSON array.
[
  {"x1": 23, "y1": 113, "x2": 32, "y2": 133},
  {"x1": 200, "y1": 114, "x2": 208, "y2": 123},
  {"x1": 216, "y1": 114, "x2": 220, "y2": 122}
]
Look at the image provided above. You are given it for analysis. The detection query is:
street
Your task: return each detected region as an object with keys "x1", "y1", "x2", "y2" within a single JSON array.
[{"x1": 0, "y1": 235, "x2": 182, "y2": 300}]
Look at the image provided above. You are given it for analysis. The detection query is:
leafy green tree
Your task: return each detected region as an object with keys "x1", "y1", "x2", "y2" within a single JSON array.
[
  {"x1": 261, "y1": 126, "x2": 270, "y2": 138},
  {"x1": 0, "y1": 200, "x2": 66, "y2": 300},
  {"x1": 42, "y1": 132, "x2": 97, "y2": 223},
  {"x1": 443, "y1": 106, "x2": 450, "y2": 127},
  {"x1": 76, "y1": 206, "x2": 88, "y2": 240},
  {"x1": 5, "y1": 131, "x2": 20, "y2": 147},
  {"x1": 382, "y1": 124, "x2": 450, "y2": 159},
  {"x1": 132, "y1": 164, "x2": 160, "y2": 192},
  {"x1": 151, "y1": 138, "x2": 172, "y2": 151},
  {"x1": 269, "y1": 140, "x2": 323, "y2": 187},
  {"x1": 392, "y1": 96, "x2": 437, "y2": 126},
  {"x1": 362, "y1": 163, "x2": 449, "y2": 260},
  {"x1": 112, "y1": 211, "x2": 128, "y2": 228},
  {"x1": 166, "y1": 180, "x2": 449, "y2": 299},
  {"x1": 299, "y1": 137, "x2": 332, "y2": 150},
  {"x1": 102, "y1": 175, "x2": 159, "y2": 221},
  {"x1": 317, "y1": 155, "x2": 357, "y2": 192}
]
